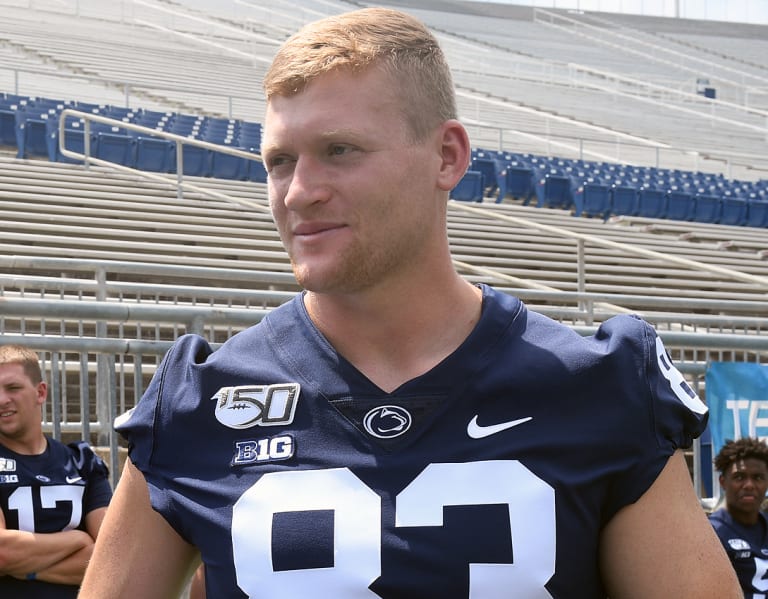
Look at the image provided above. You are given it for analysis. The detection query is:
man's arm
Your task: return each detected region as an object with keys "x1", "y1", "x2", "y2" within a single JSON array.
[
  {"x1": 599, "y1": 450, "x2": 741, "y2": 598},
  {"x1": 79, "y1": 458, "x2": 199, "y2": 599},
  {"x1": 0, "y1": 508, "x2": 92, "y2": 579},
  {"x1": 25, "y1": 507, "x2": 108, "y2": 585}
]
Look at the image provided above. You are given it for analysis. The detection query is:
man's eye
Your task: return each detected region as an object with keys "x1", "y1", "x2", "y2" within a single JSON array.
[
  {"x1": 266, "y1": 155, "x2": 292, "y2": 171},
  {"x1": 329, "y1": 144, "x2": 353, "y2": 156}
]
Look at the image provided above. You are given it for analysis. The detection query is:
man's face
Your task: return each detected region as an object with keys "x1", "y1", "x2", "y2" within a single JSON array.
[
  {"x1": 721, "y1": 457, "x2": 768, "y2": 523},
  {"x1": 262, "y1": 67, "x2": 445, "y2": 296},
  {"x1": 0, "y1": 362, "x2": 46, "y2": 446}
]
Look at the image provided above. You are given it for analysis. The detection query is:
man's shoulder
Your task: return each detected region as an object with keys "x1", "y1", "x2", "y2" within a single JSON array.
[{"x1": 708, "y1": 507, "x2": 731, "y2": 527}]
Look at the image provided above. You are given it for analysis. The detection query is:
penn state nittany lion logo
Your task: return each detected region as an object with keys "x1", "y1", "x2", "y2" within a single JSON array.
[
  {"x1": 212, "y1": 383, "x2": 300, "y2": 430},
  {"x1": 363, "y1": 405, "x2": 412, "y2": 439}
]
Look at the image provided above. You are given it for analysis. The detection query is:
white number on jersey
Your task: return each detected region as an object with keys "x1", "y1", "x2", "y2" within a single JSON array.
[
  {"x1": 232, "y1": 460, "x2": 555, "y2": 598},
  {"x1": 7, "y1": 485, "x2": 85, "y2": 532}
]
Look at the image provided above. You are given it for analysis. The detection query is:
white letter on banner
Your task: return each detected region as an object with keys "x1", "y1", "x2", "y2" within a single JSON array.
[
  {"x1": 726, "y1": 400, "x2": 751, "y2": 438},
  {"x1": 749, "y1": 401, "x2": 768, "y2": 438}
]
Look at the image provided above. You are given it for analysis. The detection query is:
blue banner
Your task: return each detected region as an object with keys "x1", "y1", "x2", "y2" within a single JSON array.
[{"x1": 706, "y1": 362, "x2": 768, "y2": 457}]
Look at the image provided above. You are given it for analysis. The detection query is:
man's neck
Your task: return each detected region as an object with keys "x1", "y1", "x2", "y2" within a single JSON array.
[
  {"x1": 304, "y1": 277, "x2": 482, "y2": 393},
  {"x1": 728, "y1": 506, "x2": 762, "y2": 528},
  {"x1": 1, "y1": 433, "x2": 47, "y2": 456}
]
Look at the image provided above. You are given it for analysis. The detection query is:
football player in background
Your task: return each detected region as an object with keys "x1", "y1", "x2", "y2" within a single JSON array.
[
  {"x1": 0, "y1": 345, "x2": 112, "y2": 598},
  {"x1": 80, "y1": 8, "x2": 740, "y2": 598},
  {"x1": 710, "y1": 437, "x2": 768, "y2": 597}
]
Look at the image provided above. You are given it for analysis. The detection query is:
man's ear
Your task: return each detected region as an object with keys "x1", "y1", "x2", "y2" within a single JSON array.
[
  {"x1": 435, "y1": 119, "x2": 471, "y2": 192},
  {"x1": 36, "y1": 381, "x2": 47, "y2": 406},
  {"x1": 719, "y1": 473, "x2": 725, "y2": 489}
]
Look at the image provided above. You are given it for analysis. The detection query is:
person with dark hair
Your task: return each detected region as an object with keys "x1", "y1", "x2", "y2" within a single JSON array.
[
  {"x1": 79, "y1": 7, "x2": 739, "y2": 599},
  {"x1": 0, "y1": 345, "x2": 112, "y2": 598},
  {"x1": 710, "y1": 437, "x2": 768, "y2": 597}
]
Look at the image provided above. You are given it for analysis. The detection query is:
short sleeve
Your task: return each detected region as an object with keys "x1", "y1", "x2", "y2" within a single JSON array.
[
  {"x1": 67, "y1": 441, "x2": 113, "y2": 514},
  {"x1": 115, "y1": 334, "x2": 214, "y2": 473}
]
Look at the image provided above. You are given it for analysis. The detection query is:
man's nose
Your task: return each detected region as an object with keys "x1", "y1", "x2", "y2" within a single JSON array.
[{"x1": 283, "y1": 156, "x2": 331, "y2": 210}]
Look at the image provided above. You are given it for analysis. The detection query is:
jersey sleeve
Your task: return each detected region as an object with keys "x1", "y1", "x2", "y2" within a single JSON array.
[
  {"x1": 640, "y1": 317, "x2": 708, "y2": 451},
  {"x1": 114, "y1": 334, "x2": 215, "y2": 539},
  {"x1": 600, "y1": 315, "x2": 709, "y2": 516},
  {"x1": 116, "y1": 334, "x2": 214, "y2": 468},
  {"x1": 67, "y1": 441, "x2": 113, "y2": 515}
]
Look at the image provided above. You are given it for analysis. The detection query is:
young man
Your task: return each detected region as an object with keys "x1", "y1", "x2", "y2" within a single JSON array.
[
  {"x1": 710, "y1": 437, "x2": 768, "y2": 597},
  {"x1": 0, "y1": 345, "x2": 112, "y2": 598},
  {"x1": 79, "y1": 8, "x2": 740, "y2": 598}
]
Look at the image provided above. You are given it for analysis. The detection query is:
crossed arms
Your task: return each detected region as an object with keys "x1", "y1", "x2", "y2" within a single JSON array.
[{"x1": 0, "y1": 506, "x2": 107, "y2": 585}]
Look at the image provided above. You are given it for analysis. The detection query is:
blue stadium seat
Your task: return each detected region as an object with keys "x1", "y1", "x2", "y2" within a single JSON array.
[
  {"x1": 745, "y1": 196, "x2": 768, "y2": 228},
  {"x1": 168, "y1": 114, "x2": 202, "y2": 136},
  {"x1": 248, "y1": 159, "x2": 267, "y2": 183},
  {"x1": 637, "y1": 184, "x2": 668, "y2": 219},
  {"x1": 0, "y1": 102, "x2": 19, "y2": 146},
  {"x1": 179, "y1": 145, "x2": 211, "y2": 177},
  {"x1": 693, "y1": 188, "x2": 722, "y2": 223},
  {"x1": 202, "y1": 117, "x2": 240, "y2": 144},
  {"x1": 539, "y1": 172, "x2": 574, "y2": 210},
  {"x1": 105, "y1": 106, "x2": 137, "y2": 120},
  {"x1": 238, "y1": 122, "x2": 262, "y2": 149},
  {"x1": 210, "y1": 146, "x2": 249, "y2": 180},
  {"x1": 610, "y1": 180, "x2": 640, "y2": 216},
  {"x1": 666, "y1": 185, "x2": 695, "y2": 221},
  {"x1": 503, "y1": 163, "x2": 536, "y2": 205},
  {"x1": 95, "y1": 131, "x2": 137, "y2": 167},
  {"x1": 133, "y1": 109, "x2": 173, "y2": 131},
  {"x1": 46, "y1": 117, "x2": 97, "y2": 164},
  {"x1": 719, "y1": 191, "x2": 748, "y2": 226},
  {"x1": 451, "y1": 170, "x2": 484, "y2": 202},
  {"x1": 574, "y1": 178, "x2": 610, "y2": 219},
  {"x1": 135, "y1": 136, "x2": 176, "y2": 173},
  {"x1": 471, "y1": 155, "x2": 503, "y2": 197},
  {"x1": 74, "y1": 100, "x2": 105, "y2": 114},
  {"x1": 15, "y1": 107, "x2": 57, "y2": 158}
]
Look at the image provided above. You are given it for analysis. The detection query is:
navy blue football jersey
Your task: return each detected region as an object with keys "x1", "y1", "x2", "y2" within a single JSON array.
[
  {"x1": 710, "y1": 508, "x2": 768, "y2": 598},
  {"x1": 118, "y1": 284, "x2": 708, "y2": 598},
  {"x1": 0, "y1": 439, "x2": 112, "y2": 598}
]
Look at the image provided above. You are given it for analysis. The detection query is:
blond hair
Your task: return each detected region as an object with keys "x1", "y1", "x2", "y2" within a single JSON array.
[
  {"x1": 0, "y1": 345, "x2": 43, "y2": 384},
  {"x1": 263, "y1": 7, "x2": 457, "y2": 141}
]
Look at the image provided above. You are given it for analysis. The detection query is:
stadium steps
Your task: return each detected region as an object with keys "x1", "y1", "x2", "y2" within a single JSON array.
[{"x1": 2, "y1": 155, "x2": 766, "y2": 312}]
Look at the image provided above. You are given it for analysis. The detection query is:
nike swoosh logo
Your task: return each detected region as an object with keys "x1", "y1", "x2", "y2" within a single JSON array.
[
  {"x1": 467, "y1": 415, "x2": 533, "y2": 439},
  {"x1": 66, "y1": 476, "x2": 82, "y2": 484}
]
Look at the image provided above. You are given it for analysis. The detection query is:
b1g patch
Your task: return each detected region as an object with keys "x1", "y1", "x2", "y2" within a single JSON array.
[
  {"x1": 212, "y1": 383, "x2": 300, "y2": 430},
  {"x1": 232, "y1": 435, "x2": 295, "y2": 466}
]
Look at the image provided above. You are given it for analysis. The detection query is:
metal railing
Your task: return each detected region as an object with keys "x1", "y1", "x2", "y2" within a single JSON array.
[{"x1": 2, "y1": 296, "x2": 765, "y2": 492}]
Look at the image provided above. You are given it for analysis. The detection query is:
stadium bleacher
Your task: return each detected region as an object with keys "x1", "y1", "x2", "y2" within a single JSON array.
[{"x1": 4, "y1": 90, "x2": 767, "y2": 227}]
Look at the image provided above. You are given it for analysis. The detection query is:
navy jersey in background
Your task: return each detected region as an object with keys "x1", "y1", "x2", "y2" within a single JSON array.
[{"x1": 0, "y1": 440, "x2": 112, "y2": 598}]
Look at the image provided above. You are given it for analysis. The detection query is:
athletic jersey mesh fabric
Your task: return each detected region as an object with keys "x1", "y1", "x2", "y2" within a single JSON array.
[{"x1": 118, "y1": 284, "x2": 707, "y2": 598}]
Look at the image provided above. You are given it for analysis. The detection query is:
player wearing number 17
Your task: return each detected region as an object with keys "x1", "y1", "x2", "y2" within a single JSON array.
[
  {"x1": 79, "y1": 7, "x2": 741, "y2": 599},
  {"x1": 0, "y1": 345, "x2": 112, "y2": 598}
]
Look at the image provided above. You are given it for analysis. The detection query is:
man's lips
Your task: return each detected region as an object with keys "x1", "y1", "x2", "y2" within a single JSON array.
[{"x1": 292, "y1": 222, "x2": 346, "y2": 237}]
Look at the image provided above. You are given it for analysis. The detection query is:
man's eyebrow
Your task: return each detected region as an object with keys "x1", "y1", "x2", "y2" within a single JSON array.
[{"x1": 262, "y1": 129, "x2": 366, "y2": 153}]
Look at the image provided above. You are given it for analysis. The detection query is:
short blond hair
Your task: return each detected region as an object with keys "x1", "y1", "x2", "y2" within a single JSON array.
[
  {"x1": 263, "y1": 7, "x2": 457, "y2": 141},
  {"x1": 0, "y1": 345, "x2": 43, "y2": 384}
]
